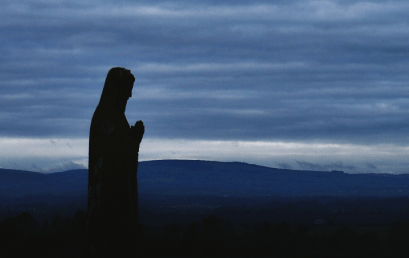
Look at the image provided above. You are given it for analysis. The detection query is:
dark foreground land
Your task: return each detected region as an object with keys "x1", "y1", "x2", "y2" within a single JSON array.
[
  {"x1": 2, "y1": 211, "x2": 409, "y2": 258},
  {"x1": 2, "y1": 195, "x2": 409, "y2": 258},
  {"x1": 2, "y1": 161, "x2": 409, "y2": 257}
]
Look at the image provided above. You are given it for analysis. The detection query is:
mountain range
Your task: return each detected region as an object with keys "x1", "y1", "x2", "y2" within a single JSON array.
[{"x1": 1, "y1": 159, "x2": 409, "y2": 198}]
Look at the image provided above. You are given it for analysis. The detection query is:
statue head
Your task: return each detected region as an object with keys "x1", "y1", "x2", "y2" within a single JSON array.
[{"x1": 99, "y1": 67, "x2": 135, "y2": 114}]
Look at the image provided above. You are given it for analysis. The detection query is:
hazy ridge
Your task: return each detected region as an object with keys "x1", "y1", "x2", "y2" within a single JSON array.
[{"x1": 1, "y1": 159, "x2": 409, "y2": 198}]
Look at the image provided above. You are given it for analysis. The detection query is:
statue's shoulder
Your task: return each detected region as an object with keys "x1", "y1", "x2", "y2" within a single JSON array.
[{"x1": 91, "y1": 108, "x2": 118, "y2": 136}]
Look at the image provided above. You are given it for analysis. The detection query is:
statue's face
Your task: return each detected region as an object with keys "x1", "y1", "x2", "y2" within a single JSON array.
[{"x1": 116, "y1": 81, "x2": 134, "y2": 114}]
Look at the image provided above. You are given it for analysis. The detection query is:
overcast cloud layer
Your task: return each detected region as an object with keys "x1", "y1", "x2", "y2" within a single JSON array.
[{"x1": 1, "y1": 0, "x2": 409, "y2": 173}]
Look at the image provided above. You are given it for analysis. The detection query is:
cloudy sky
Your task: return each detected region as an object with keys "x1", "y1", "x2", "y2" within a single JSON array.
[{"x1": 1, "y1": 0, "x2": 409, "y2": 174}]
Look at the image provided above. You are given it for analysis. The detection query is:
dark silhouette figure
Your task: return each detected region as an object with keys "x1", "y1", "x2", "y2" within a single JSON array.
[{"x1": 84, "y1": 67, "x2": 144, "y2": 257}]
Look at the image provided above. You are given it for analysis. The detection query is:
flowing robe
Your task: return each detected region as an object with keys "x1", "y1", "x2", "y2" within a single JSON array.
[{"x1": 84, "y1": 68, "x2": 140, "y2": 257}]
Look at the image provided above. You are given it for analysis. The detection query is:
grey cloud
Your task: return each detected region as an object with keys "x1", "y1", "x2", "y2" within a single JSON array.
[
  {"x1": 296, "y1": 161, "x2": 355, "y2": 171},
  {"x1": 45, "y1": 161, "x2": 87, "y2": 173},
  {"x1": 366, "y1": 163, "x2": 377, "y2": 169},
  {"x1": 276, "y1": 163, "x2": 293, "y2": 170},
  {"x1": 297, "y1": 161, "x2": 325, "y2": 171},
  {"x1": 31, "y1": 163, "x2": 44, "y2": 173},
  {"x1": 7, "y1": 162, "x2": 23, "y2": 171},
  {"x1": 1, "y1": 0, "x2": 409, "y2": 146}
]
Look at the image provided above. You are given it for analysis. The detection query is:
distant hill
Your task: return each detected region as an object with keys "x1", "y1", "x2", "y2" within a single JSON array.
[{"x1": 1, "y1": 159, "x2": 409, "y2": 197}]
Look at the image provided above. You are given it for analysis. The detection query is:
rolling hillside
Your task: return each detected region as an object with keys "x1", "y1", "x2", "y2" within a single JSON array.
[{"x1": 1, "y1": 160, "x2": 409, "y2": 198}]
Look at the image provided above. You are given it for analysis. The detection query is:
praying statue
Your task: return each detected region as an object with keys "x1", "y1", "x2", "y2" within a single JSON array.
[{"x1": 84, "y1": 67, "x2": 144, "y2": 257}]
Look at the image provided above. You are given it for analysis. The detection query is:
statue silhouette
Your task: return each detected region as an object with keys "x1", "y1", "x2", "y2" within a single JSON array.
[{"x1": 84, "y1": 67, "x2": 144, "y2": 257}]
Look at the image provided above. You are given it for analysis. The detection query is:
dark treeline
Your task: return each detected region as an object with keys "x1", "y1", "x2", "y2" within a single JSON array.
[
  {"x1": 0, "y1": 194, "x2": 87, "y2": 227},
  {"x1": 2, "y1": 194, "x2": 409, "y2": 230},
  {"x1": 2, "y1": 209, "x2": 409, "y2": 257},
  {"x1": 137, "y1": 195, "x2": 409, "y2": 231},
  {"x1": 2, "y1": 195, "x2": 409, "y2": 256}
]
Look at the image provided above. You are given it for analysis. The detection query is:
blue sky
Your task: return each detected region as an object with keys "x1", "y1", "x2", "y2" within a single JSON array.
[{"x1": 1, "y1": 0, "x2": 409, "y2": 174}]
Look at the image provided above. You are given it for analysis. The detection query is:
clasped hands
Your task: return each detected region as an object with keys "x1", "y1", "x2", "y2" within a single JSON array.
[{"x1": 130, "y1": 120, "x2": 144, "y2": 147}]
